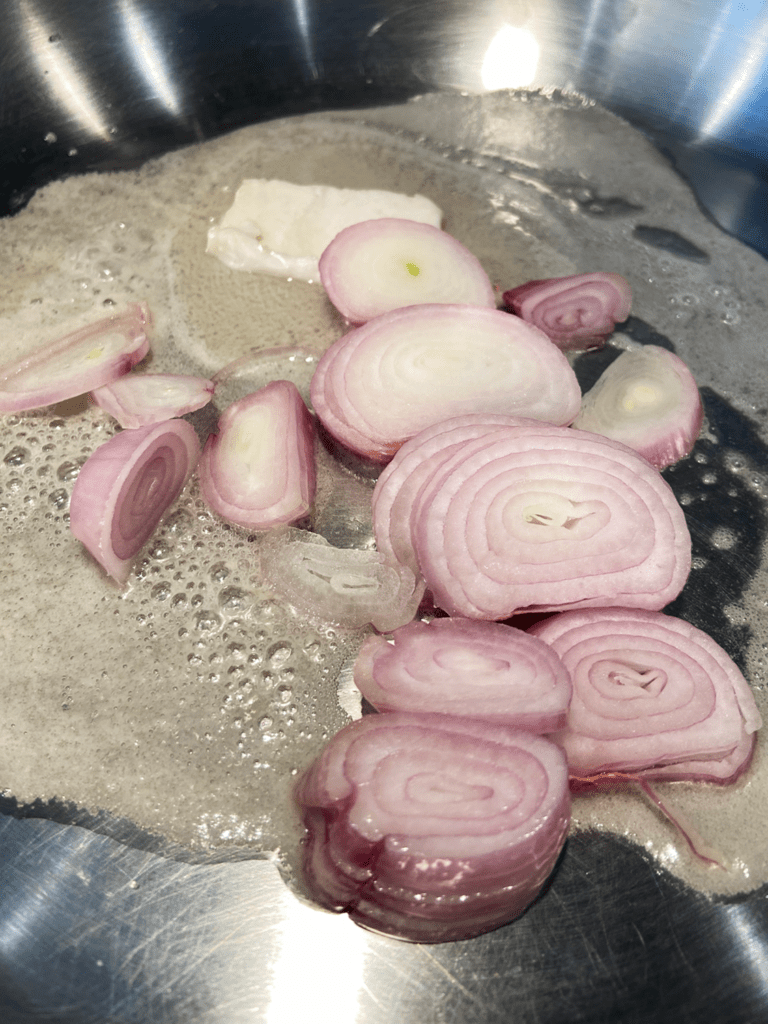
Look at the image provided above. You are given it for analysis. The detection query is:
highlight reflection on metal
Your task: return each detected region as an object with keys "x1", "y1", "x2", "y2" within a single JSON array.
[
  {"x1": 120, "y1": 0, "x2": 180, "y2": 115},
  {"x1": 480, "y1": 25, "x2": 539, "y2": 90},
  {"x1": 19, "y1": 0, "x2": 111, "y2": 141}
]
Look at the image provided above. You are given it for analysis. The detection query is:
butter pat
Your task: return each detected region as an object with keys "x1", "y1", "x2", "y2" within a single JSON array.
[{"x1": 206, "y1": 179, "x2": 443, "y2": 282}]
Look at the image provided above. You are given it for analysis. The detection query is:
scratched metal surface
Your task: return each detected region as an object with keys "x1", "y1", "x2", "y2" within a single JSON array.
[{"x1": 3, "y1": 3, "x2": 768, "y2": 1023}]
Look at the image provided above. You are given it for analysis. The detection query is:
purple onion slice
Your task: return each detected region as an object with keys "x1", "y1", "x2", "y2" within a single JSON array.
[
  {"x1": 354, "y1": 617, "x2": 572, "y2": 731},
  {"x1": 69, "y1": 419, "x2": 200, "y2": 584},
  {"x1": 529, "y1": 608, "x2": 762, "y2": 783},
  {"x1": 409, "y1": 420, "x2": 691, "y2": 618},
  {"x1": 571, "y1": 345, "x2": 704, "y2": 468},
  {"x1": 310, "y1": 304, "x2": 582, "y2": 462},
  {"x1": 319, "y1": 218, "x2": 496, "y2": 323},
  {"x1": 296, "y1": 712, "x2": 570, "y2": 942},
  {"x1": 91, "y1": 373, "x2": 215, "y2": 429},
  {"x1": 0, "y1": 303, "x2": 151, "y2": 412},
  {"x1": 503, "y1": 272, "x2": 632, "y2": 350},
  {"x1": 198, "y1": 379, "x2": 315, "y2": 530}
]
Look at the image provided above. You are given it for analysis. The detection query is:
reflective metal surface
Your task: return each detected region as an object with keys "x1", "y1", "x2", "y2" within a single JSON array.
[{"x1": 3, "y1": 2, "x2": 768, "y2": 1022}]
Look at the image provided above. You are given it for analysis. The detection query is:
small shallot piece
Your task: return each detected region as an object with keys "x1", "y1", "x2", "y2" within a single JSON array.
[
  {"x1": 198, "y1": 380, "x2": 315, "y2": 530},
  {"x1": 260, "y1": 529, "x2": 423, "y2": 632},
  {"x1": 69, "y1": 419, "x2": 200, "y2": 584},
  {"x1": 503, "y1": 272, "x2": 632, "y2": 351},
  {"x1": 571, "y1": 345, "x2": 703, "y2": 468},
  {"x1": 529, "y1": 608, "x2": 762, "y2": 784},
  {"x1": 353, "y1": 617, "x2": 572, "y2": 731},
  {"x1": 0, "y1": 303, "x2": 151, "y2": 412},
  {"x1": 296, "y1": 712, "x2": 571, "y2": 943},
  {"x1": 91, "y1": 373, "x2": 215, "y2": 429},
  {"x1": 319, "y1": 218, "x2": 496, "y2": 323},
  {"x1": 374, "y1": 416, "x2": 691, "y2": 619},
  {"x1": 310, "y1": 304, "x2": 582, "y2": 462}
]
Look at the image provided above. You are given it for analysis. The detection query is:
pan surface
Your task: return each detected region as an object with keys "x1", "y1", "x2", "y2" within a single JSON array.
[{"x1": 2, "y1": 4, "x2": 768, "y2": 1023}]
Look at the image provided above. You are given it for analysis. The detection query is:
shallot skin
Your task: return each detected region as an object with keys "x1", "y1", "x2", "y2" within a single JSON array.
[
  {"x1": 503, "y1": 272, "x2": 632, "y2": 351},
  {"x1": 310, "y1": 304, "x2": 582, "y2": 463},
  {"x1": 529, "y1": 608, "x2": 762, "y2": 783},
  {"x1": 69, "y1": 419, "x2": 200, "y2": 584},
  {"x1": 296, "y1": 712, "x2": 570, "y2": 943},
  {"x1": 319, "y1": 218, "x2": 496, "y2": 324},
  {"x1": 354, "y1": 617, "x2": 572, "y2": 732},
  {"x1": 0, "y1": 303, "x2": 151, "y2": 412}
]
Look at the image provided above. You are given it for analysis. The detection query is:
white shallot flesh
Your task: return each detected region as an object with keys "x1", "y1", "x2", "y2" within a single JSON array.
[
  {"x1": 91, "y1": 372, "x2": 215, "y2": 429},
  {"x1": 206, "y1": 179, "x2": 443, "y2": 282},
  {"x1": 318, "y1": 218, "x2": 496, "y2": 323},
  {"x1": 353, "y1": 617, "x2": 572, "y2": 731},
  {"x1": 529, "y1": 608, "x2": 762, "y2": 783},
  {"x1": 571, "y1": 345, "x2": 704, "y2": 468},
  {"x1": 69, "y1": 419, "x2": 200, "y2": 584},
  {"x1": 198, "y1": 380, "x2": 315, "y2": 530},
  {"x1": 310, "y1": 304, "x2": 582, "y2": 462},
  {"x1": 503, "y1": 272, "x2": 632, "y2": 351},
  {"x1": 399, "y1": 417, "x2": 691, "y2": 618},
  {"x1": 296, "y1": 712, "x2": 570, "y2": 942},
  {"x1": 260, "y1": 529, "x2": 423, "y2": 632},
  {"x1": 0, "y1": 303, "x2": 151, "y2": 412}
]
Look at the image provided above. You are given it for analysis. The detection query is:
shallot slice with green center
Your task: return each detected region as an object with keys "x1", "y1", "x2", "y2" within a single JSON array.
[
  {"x1": 503, "y1": 272, "x2": 632, "y2": 351},
  {"x1": 69, "y1": 419, "x2": 200, "y2": 584},
  {"x1": 571, "y1": 345, "x2": 703, "y2": 468},
  {"x1": 310, "y1": 304, "x2": 582, "y2": 462},
  {"x1": 407, "y1": 419, "x2": 691, "y2": 618},
  {"x1": 319, "y1": 218, "x2": 496, "y2": 323},
  {"x1": 529, "y1": 608, "x2": 761, "y2": 784},
  {"x1": 91, "y1": 373, "x2": 215, "y2": 429},
  {"x1": 296, "y1": 712, "x2": 570, "y2": 942},
  {"x1": 198, "y1": 379, "x2": 315, "y2": 530},
  {"x1": 353, "y1": 617, "x2": 572, "y2": 731},
  {"x1": 0, "y1": 303, "x2": 151, "y2": 412}
]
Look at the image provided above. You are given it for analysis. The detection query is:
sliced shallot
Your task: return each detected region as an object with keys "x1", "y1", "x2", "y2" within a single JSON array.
[
  {"x1": 91, "y1": 373, "x2": 215, "y2": 429},
  {"x1": 198, "y1": 380, "x2": 315, "y2": 530},
  {"x1": 503, "y1": 272, "x2": 632, "y2": 351},
  {"x1": 260, "y1": 529, "x2": 423, "y2": 632},
  {"x1": 310, "y1": 304, "x2": 582, "y2": 462},
  {"x1": 529, "y1": 608, "x2": 762, "y2": 783},
  {"x1": 69, "y1": 419, "x2": 200, "y2": 584},
  {"x1": 0, "y1": 303, "x2": 151, "y2": 412},
  {"x1": 571, "y1": 345, "x2": 703, "y2": 468},
  {"x1": 353, "y1": 617, "x2": 572, "y2": 731},
  {"x1": 319, "y1": 218, "x2": 495, "y2": 323},
  {"x1": 399, "y1": 418, "x2": 691, "y2": 618},
  {"x1": 296, "y1": 712, "x2": 570, "y2": 942}
]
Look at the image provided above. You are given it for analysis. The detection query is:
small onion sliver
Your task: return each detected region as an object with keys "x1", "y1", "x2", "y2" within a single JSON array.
[
  {"x1": 571, "y1": 345, "x2": 704, "y2": 469},
  {"x1": 529, "y1": 608, "x2": 762, "y2": 782},
  {"x1": 296, "y1": 712, "x2": 570, "y2": 943},
  {"x1": 354, "y1": 617, "x2": 572, "y2": 731},
  {"x1": 410, "y1": 422, "x2": 691, "y2": 618},
  {"x1": 69, "y1": 418, "x2": 200, "y2": 584},
  {"x1": 0, "y1": 303, "x2": 151, "y2": 412},
  {"x1": 91, "y1": 372, "x2": 215, "y2": 429},
  {"x1": 198, "y1": 379, "x2": 315, "y2": 530},
  {"x1": 503, "y1": 272, "x2": 632, "y2": 351},
  {"x1": 319, "y1": 218, "x2": 496, "y2": 323},
  {"x1": 310, "y1": 304, "x2": 582, "y2": 462}
]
